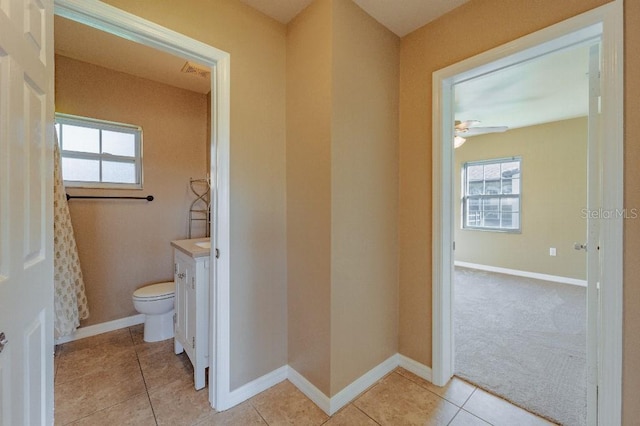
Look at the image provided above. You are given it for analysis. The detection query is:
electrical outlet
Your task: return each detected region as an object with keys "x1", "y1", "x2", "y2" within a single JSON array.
[{"x1": 550, "y1": 247, "x2": 557, "y2": 256}]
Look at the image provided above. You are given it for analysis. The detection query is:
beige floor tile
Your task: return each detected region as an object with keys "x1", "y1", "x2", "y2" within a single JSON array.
[
  {"x1": 149, "y1": 376, "x2": 216, "y2": 426},
  {"x1": 323, "y1": 404, "x2": 378, "y2": 425},
  {"x1": 194, "y1": 401, "x2": 268, "y2": 426},
  {"x1": 56, "y1": 343, "x2": 138, "y2": 385},
  {"x1": 68, "y1": 393, "x2": 156, "y2": 426},
  {"x1": 250, "y1": 380, "x2": 329, "y2": 426},
  {"x1": 396, "y1": 368, "x2": 476, "y2": 407},
  {"x1": 448, "y1": 409, "x2": 491, "y2": 426},
  {"x1": 130, "y1": 324, "x2": 145, "y2": 346},
  {"x1": 353, "y1": 372, "x2": 459, "y2": 426},
  {"x1": 61, "y1": 328, "x2": 133, "y2": 354},
  {"x1": 54, "y1": 359, "x2": 146, "y2": 425},
  {"x1": 463, "y1": 388, "x2": 557, "y2": 426},
  {"x1": 138, "y1": 342, "x2": 194, "y2": 391}
]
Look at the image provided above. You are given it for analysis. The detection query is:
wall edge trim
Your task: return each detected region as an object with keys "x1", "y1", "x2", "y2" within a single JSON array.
[
  {"x1": 287, "y1": 367, "x2": 331, "y2": 414},
  {"x1": 397, "y1": 354, "x2": 433, "y2": 381},
  {"x1": 54, "y1": 314, "x2": 144, "y2": 345},
  {"x1": 454, "y1": 261, "x2": 587, "y2": 287},
  {"x1": 223, "y1": 365, "x2": 288, "y2": 409}
]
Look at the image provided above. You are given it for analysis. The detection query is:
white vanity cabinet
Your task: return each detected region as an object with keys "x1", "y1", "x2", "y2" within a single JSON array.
[{"x1": 171, "y1": 239, "x2": 210, "y2": 390}]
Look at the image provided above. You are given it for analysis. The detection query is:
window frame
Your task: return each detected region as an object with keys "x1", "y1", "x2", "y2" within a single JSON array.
[
  {"x1": 461, "y1": 156, "x2": 522, "y2": 233},
  {"x1": 55, "y1": 113, "x2": 143, "y2": 189}
]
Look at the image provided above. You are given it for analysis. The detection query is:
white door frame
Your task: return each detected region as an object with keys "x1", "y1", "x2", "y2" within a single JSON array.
[
  {"x1": 54, "y1": 0, "x2": 233, "y2": 410},
  {"x1": 431, "y1": 1, "x2": 623, "y2": 424}
]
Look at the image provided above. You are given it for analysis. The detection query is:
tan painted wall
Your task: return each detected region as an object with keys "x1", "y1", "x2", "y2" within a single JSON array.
[
  {"x1": 286, "y1": 0, "x2": 333, "y2": 395},
  {"x1": 398, "y1": 0, "x2": 609, "y2": 375},
  {"x1": 400, "y1": 0, "x2": 640, "y2": 422},
  {"x1": 330, "y1": 0, "x2": 399, "y2": 396},
  {"x1": 454, "y1": 118, "x2": 587, "y2": 280},
  {"x1": 55, "y1": 55, "x2": 208, "y2": 326},
  {"x1": 91, "y1": 0, "x2": 288, "y2": 390},
  {"x1": 287, "y1": 0, "x2": 399, "y2": 397}
]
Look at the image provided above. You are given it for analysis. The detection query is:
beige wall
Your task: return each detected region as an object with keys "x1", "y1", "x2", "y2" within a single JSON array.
[
  {"x1": 399, "y1": 0, "x2": 640, "y2": 422},
  {"x1": 286, "y1": 0, "x2": 333, "y2": 395},
  {"x1": 330, "y1": 0, "x2": 399, "y2": 395},
  {"x1": 55, "y1": 55, "x2": 208, "y2": 325},
  {"x1": 454, "y1": 118, "x2": 587, "y2": 280},
  {"x1": 287, "y1": 0, "x2": 399, "y2": 397},
  {"x1": 86, "y1": 0, "x2": 289, "y2": 391}
]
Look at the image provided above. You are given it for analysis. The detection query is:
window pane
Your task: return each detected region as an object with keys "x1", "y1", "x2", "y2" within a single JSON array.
[
  {"x1": 485, "y1": 180, "x2": 500, "y2": 194},
  {"x1": 102, "y1": 161, "x2": 137, "y2": 184},
  {"x1": 501, "y1": 197, "x2": 520, "y2": 212},
  {"x1": 103, "y1": 131, "x2": 136, "y2": 157},
  {"x1": 483, "y1": 198, "x2": 500, "y2": 211},
  {"x1": 62, "y1": 158, "x2": 99, "y2": 182},
  {"x1": 61, "y1": 124, "x2": 100, "y2": 153},
  {"x1": 511, "y1": 177, "x2": 521, "y2": 194},
  {"x1": 483, "y1": 211, "x2": 500, "y2": 227},
  {"x1": 484, "y1": 163, "x2": 501, "y2": 180},
  {"x1": 468, "y1": 181, "x2": 484, "y2": 195},
  {"x1": 502, "y1": 162, "x2": 520, "y2": 178},
  {"x1": 467, "y1": 165, "x2": 484, "y2": 181}
]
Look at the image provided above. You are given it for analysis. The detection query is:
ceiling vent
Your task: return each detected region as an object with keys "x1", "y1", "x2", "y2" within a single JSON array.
[{"x1": 181, "y1": 61, "x2": 210, "y2": 79}]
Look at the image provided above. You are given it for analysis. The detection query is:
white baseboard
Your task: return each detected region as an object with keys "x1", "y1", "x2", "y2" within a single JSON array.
[
  {"x1": 55, "y1": 314, "x2": 145, "y2": 345},
  {"x1": 224, "y1": 365, "x2": 288, "y2": 409},
  {"x1": 287, "y1": 367, "x2": 331, "y2": 414},
  {"x1": 329, "y1": 354, "x2": 398, "y2": 415},
  {"x1": 288, "y1": 353, "x2": 411, "y2": 416},
  {"x1": 397, "y1": 354, "x2": 433, "y2": 382},
  {"x1": 454, "y1": 261, "x2": 587, "y2": 287}
]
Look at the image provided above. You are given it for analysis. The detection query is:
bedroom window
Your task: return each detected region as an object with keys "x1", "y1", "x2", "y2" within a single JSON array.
[
  {"x1": 55, "y1": 113, "x2": 143, "y2": 189},
  {"x1": 462, "y1": 157, "x2": 521, "y2": 232}
]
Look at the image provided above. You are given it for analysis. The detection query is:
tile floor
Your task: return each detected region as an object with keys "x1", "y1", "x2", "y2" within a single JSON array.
[{"x1": 54, "y1": 325, "x2": 556, "y2": 425}]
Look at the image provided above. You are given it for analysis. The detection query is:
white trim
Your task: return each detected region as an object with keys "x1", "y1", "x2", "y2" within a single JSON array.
[
  {"x1": 432, "y1": 2, "x2": 623, "y2": 423},
  {"x1": 288, "y1": 354, "x2": 405, "y2": 416},
  {"x1": 397, "y1": 354, "x2": 433, "y2": 382},
  {"x1": 223, "y1": 366, "x2": 288, "y2": 409},
  {"x1": 54, "y1": 314, "x2": 144, "y2": 345},
  {"x1": 54, "y1": 0, "x2": 232, "y2": 412},
  {"x1": 287, "y1": 367, "x2": 331, "y2": 415},
  {"x1": 454, "y1": 261, "x2": 587, "y2": 287},
  {"x1": 329, "y1": 355, "x2": 398, "y2": 415}
]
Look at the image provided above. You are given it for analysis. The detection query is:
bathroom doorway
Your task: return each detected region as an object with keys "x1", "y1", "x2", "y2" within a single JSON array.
[{"x1": 54, "y1": 0, "x2": 232, "y2": 410}]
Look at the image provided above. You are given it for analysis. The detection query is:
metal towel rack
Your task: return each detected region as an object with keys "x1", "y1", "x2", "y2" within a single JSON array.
[{"x1": 66, "y1": 194, "x2": 154, "y2": 201}]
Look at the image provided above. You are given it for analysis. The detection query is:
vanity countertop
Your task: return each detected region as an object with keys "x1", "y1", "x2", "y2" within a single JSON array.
[{"x1": 171, "y1": 237, "x2": 211, "y2": 258}]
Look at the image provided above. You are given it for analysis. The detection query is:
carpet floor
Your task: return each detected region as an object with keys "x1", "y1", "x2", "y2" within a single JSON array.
[{"x1": 454, "y1": 267, "x2": 587, "y2": 426}]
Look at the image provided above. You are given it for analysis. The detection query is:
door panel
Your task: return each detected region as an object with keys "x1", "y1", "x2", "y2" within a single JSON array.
[{"x1": 0, "y1": 0, "x2": 54, "y2": 424}]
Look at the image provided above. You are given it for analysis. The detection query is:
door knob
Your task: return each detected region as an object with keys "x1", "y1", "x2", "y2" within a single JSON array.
[{"x1": 0, "y1": 332, "x2": 7, "y2": 354}]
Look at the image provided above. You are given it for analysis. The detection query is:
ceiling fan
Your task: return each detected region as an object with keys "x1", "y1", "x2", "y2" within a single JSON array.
[{"x1": 454, "y1": 120, "x2": 509, "y2": 148}]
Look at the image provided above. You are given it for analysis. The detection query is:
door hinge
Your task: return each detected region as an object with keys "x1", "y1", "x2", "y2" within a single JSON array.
[
  {"x1": 192, "y1": 336, "x2": 195, "y2": 349},
  {"x1": 215, "y1": 248, "x2": 220, "y2": 259},
  {"x1": 191, "y1": 276, "x2": 195, "y2": 289},
  {"x1": 453, "y1": 241, "x2": 456, "y2": 251},
  {"x1": 173, "y1": 313, "x2": 176, "y2": 325}
]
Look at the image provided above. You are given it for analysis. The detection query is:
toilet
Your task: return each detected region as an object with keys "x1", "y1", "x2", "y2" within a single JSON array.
[{"x1": 132, "y1": 281, "x2": 175, "y2": 342}]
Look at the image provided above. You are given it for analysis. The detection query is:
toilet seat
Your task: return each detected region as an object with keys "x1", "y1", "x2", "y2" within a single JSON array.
[{"x1": 133, "y1": 281, "x2": 175, "y2": 302}]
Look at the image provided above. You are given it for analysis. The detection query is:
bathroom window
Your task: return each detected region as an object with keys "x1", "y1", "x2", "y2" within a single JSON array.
[
  {"x1": 55, "y1": 113, "x2": 143, "y2": 189},
  {"x1": 462, "y1": 157, "x2": 521, "y2": 232}
]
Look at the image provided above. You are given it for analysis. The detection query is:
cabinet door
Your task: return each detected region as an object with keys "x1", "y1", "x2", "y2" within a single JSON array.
[
  {"x1": 174, "y1": 254, "x2": 188, "y2": 351},
  {"x1": 185, "y1": 263, "x2": 197, "y2": 359}
]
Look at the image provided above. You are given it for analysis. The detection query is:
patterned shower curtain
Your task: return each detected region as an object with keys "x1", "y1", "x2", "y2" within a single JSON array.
[{"x1": 54, "y1": 133, "x2": 89, "y2": 338}]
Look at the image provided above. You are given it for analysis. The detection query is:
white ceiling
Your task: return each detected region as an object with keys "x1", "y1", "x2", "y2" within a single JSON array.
[
  {"x1": 455, "y1": 44, "x2": 590, "y2": 132},
  {"x1": 54, "y1": 15, "x2": 212, "y2": 94},
  {"x1": 239, "y1": 0, "x2": 470, "y2": 37}
]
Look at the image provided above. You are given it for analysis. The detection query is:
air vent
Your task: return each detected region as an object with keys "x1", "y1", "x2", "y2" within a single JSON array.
[{"x1": 180, "y1": 61, "x2": 210, "y2": 79}]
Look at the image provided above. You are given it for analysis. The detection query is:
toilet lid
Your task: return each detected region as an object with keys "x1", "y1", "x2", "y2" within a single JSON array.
[{"x1": 133, "y1": 281, "x2": 175, "y2": 298}]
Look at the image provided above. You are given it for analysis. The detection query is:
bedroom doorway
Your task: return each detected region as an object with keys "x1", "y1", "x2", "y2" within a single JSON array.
[
  {"x1": 431, "y1": 2, "x2": 623, "y2": 425},
  {"x1": 451, "y1": 42, "x2": 592, "y2": 425}
]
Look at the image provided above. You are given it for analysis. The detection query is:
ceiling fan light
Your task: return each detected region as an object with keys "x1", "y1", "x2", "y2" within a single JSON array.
[{"x1": 454, "y1": 135, "x2": 466, "y2": 148}]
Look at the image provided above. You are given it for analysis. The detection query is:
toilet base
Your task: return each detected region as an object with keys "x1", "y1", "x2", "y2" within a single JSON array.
[{"x1": 143, "y1": 309, "x2": 175, "y2": 342}]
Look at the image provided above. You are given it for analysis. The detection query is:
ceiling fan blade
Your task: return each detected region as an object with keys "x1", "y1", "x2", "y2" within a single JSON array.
[{"x1": 464, "y1": 126, "x2": 509, "y2": 136}]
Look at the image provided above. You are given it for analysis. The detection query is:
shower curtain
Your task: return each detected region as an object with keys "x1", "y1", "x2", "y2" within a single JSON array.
[{"x1": 54, "y1": 133, "x2": 89, "y2": 338}]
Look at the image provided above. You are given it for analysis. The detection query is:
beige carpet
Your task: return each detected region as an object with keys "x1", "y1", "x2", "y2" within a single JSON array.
[{"x1": 454, "y1": 267, "x2": 586, "y2": 426}]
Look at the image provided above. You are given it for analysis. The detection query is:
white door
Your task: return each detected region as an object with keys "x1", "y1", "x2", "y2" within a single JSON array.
[
  {"x1": 585, "y1": 42, "x2": 601, "y2": 426},
  {"x1": 0, "y1": 0, "x2": 55, "y2": 424}
]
